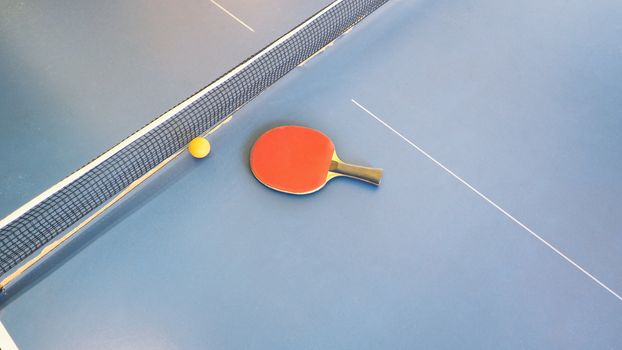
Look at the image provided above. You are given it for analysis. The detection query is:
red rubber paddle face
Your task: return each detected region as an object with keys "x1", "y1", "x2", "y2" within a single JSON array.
[{"x1": 250, "y1": 126, "x2": 335, "y2": 194}]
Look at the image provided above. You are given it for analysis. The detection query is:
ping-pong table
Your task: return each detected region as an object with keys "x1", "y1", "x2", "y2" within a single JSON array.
[{"x1": 1, "y1": 0, "x2": 621, "y2": 349}]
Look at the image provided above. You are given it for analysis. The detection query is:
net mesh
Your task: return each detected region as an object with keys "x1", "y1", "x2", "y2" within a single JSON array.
[{"x1": 0, "y1": 0, "x2": 387, "y2": 276}]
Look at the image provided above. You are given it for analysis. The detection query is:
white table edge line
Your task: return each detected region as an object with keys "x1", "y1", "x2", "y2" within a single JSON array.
[{"x1": 0, "y1": 321, "x2": 18, "y2": 350}]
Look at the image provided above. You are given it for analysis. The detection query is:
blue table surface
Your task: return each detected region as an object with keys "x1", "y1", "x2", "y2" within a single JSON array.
[{"x1": 1, "y1": 0, "x2": 622, "y2": 349}]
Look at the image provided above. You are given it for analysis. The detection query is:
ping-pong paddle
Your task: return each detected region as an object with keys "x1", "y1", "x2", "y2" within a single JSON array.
[{"x1": 250, "y1": 125, "x2": 383, "y2": 194}]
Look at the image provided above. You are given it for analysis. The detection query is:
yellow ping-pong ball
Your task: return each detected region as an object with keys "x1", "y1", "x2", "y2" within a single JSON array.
[{"x1": 188, "y1": 137, "x2": 211, "y2": 158}]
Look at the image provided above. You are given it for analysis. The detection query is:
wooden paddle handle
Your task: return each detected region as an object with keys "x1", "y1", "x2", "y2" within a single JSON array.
[{"x1": 330, "y1": 160, "x2": 383, "y2": 185}]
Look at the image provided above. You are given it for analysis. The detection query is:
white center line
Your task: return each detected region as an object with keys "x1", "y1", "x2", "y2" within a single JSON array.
[
  {"x1": 209, "y1": 0, "x2": 255, "y2": 32},
  {"x1": 0, "y1": 321, "x2": 18, "y2": 350},
  {"x1": 351, "y1": 98, "x2": 622, "y2": 302}
]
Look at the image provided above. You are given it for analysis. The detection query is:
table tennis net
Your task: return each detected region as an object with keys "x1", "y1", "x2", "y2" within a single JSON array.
[{"x1": 0, "y1": 0, "x2": 388, "y2": 278}]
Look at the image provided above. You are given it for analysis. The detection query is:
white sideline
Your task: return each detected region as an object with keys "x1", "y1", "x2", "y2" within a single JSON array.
[
  {"x1": 352, "y1": 98, "x2": 622, "y2": 302},
  {"x1": 209, "y1": 0, "x2": 255, "y2": 32}
]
